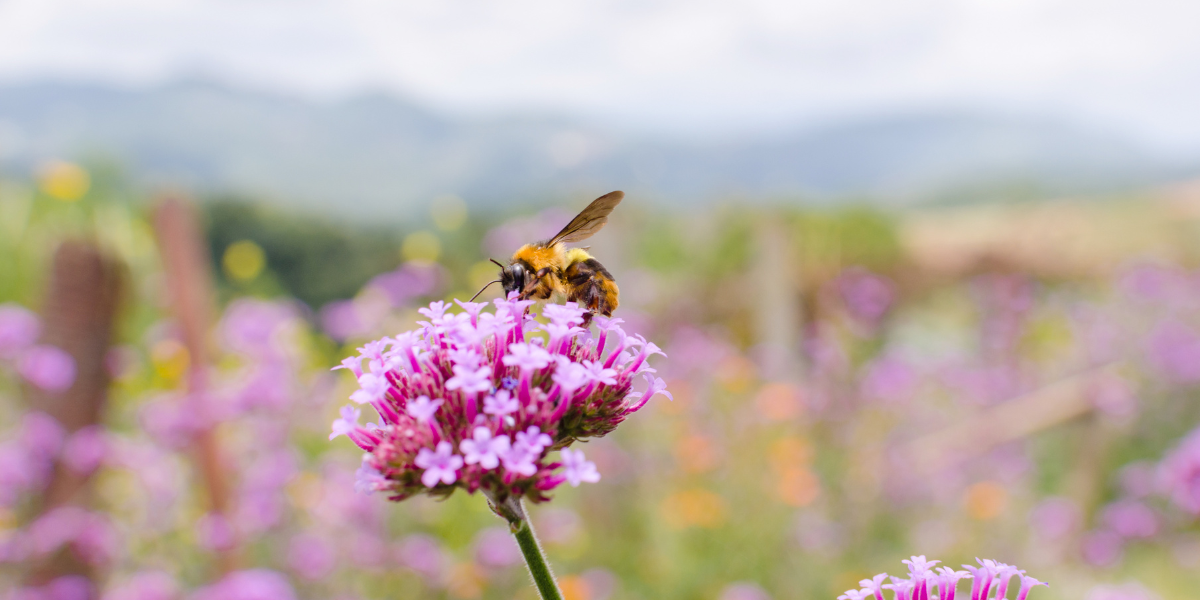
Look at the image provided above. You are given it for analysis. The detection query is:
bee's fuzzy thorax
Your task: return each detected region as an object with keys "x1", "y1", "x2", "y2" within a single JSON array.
[{"x1": 511, "y1": 242, "x2": 565, "y2": 269}]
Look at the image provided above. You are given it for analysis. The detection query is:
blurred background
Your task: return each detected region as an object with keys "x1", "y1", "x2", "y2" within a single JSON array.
[{"x1": 1, "y1": 1, "x2": 1200, "y2": 599}]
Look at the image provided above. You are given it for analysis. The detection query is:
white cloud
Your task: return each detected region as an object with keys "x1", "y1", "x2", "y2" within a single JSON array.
[{"x1": 1, "y1": 0, "x2": 1198, "y2": 148}]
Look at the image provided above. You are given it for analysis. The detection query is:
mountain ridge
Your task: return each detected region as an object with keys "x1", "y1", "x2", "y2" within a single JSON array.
[{"x1": 0, "y1": 79, "x2": 1191, "y2": 218}]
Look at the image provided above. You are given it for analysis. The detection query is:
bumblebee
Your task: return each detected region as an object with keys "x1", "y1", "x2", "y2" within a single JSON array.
[{"x1": 473, "y1": 191, "x2": 622, "y2": 318}]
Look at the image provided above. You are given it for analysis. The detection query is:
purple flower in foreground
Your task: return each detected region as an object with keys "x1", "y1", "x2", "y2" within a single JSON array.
[
  {"x1": 837, "y1": 556, "x2": 1045, "y2": 600},
  {"x1": 330, "y1": 297, "x2": 667, "y2": 503},
  {"x1": 354, "y1": 455, "x2": 387, "y2": 495},
  {"x1": 460, "y1": 427, "x2": 510, "y2": 470},
  {"x1": 329, "y1": 406, "x2": 361, "y2": 441},
  {"x1": 483, "y1": 390, "x2": 518, "y2": 417},
  {"x1": 414, "y1": 441, "x2": 463, "y2": 488},
  {"x1": 560, "y1": 448, "x2": 600, "y2": 487},
  {"x1": 19, "y1": 345, "x2": 76, "y2": 392},
  {"x1": 405, "y1": 396, "x2": 442, "y2": 422}
]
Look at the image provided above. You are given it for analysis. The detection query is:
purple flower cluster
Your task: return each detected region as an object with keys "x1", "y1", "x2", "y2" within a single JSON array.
[
  {"x1": 0, "y1": 303, "x2": 76, "y2": 392},
  {"x1": 838, "y1": 557, "x2": 1045, "y2": 600},
  {"x1": 332, "y1": 296, "x2": 669, "y2": 503},
  {"x1": 1158, "y1": 425, "x2": 1200, "y2": 515}
]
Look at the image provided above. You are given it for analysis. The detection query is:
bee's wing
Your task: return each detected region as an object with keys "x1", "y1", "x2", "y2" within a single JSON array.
[{"x1": 547, "y1": 191, "x2": 624, "y2": 246}]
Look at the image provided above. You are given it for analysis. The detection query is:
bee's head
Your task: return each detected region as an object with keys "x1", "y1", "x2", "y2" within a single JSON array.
[{"x1": 499, "y1": 260, "x2": 528, "y2": 297}]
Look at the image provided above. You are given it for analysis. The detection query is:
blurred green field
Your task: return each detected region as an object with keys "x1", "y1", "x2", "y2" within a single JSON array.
[{"x1": 2, "y1": 162, "x2": 1200, "y2": 600}]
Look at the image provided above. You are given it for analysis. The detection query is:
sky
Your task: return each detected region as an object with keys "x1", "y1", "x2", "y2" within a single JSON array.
[{"x1": 1, "y1": 0, "x2": 1199, "y2": 150}]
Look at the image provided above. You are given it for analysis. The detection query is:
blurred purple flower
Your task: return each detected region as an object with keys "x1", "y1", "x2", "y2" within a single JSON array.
[
  {"x1": 581, "y1": 569, "x2": 618, "y2": 600},
  {"x1": 1086, "y1": 582, "x2": 1161, "y2": 600},
  {"x1": 836, "y1": 268, "x2": 895, "y2": 325},
  {"x1": 1081, "y1": 530, "x2": 1124, "y2": 567},
  {"x1": 195, "y1": 512, "x2": 237, "y2": 551},
  {"x1": 62, "y1": 425, "x2": 108, "y2": 475},
  {"x1": 190, "y1": 569, "x2": 296, "y2": 600},
  {"x1": 394, "y1": 534, "x2": 446, "y2": 580},
  {"x1": 366, "y1": 262, "x2": 441, "y2": 307},
  {"x1": 473, "y1": 526, "x2": 522, "y2": 568},
  {"x1": 859, "y1": 356, "x2": 919, "y2": 404},
  {"x1": 1089, "y1": 374, "x2": 1138, "y2": 419},
  {"x1": 287, "y1": 533, "x2": 336, "y2": 581},
  {"x1": 1158, "y1": 427, "x2": 1200, "y2": 514},
  {"x1": 482, "y1": 208, "x2": 572, "y2": 258},
  {"x1": 720, "y1": 582, "x2": 772, "y2": 600},
  {"x1": 20, "y1": 412, "x2": 66, "y2": 459},
  {"x1": 560, "y1": 448, "x2": 600, "y2": 487},
  {"x1": 0, "y1": 303, "x2": 40, "y2": 358},
  {"x1": 72, "y1": 512, "x2": 118, "y2": 566},
  {"x1": 1101, "y1": 500, "x2": 1159, "y2": 539},
  {"x1": 220, "y1": 299, "x2": 298, "y2": 356},
  {"x1": 101, "y1": 570, "x2": 179, "y2": 600},
  {"x1": 1147, "y1": 320, "x2": 1200, "y2": 383},
  {"x1": 1028, "y1": 497, "x2": 1082, "y2": 541},
  {"x1": 19, "y1": 345, "x2": 76, "y2": 392},
  {"x1": 28, "y1": 506, "x2": 87, "y2": 556},
  {"x1": 46, "y1": 575, "x2": 92, "y2": 600},
  {"x1": 139, "y1": 396, "x2": 206, "y2": 450},
  {"x1": 1119, "y1": 462, "x2": 1157, "y2": 499}
]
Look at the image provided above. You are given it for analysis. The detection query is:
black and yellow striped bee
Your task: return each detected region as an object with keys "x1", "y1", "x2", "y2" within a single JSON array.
[{"x1": 474, "y1": 191, "x2": 622, "y2": 318}]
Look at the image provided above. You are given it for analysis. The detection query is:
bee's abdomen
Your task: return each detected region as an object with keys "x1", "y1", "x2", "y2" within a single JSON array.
[{"x1": 563, "y1": 257, "x2": 619, "y2": 316}]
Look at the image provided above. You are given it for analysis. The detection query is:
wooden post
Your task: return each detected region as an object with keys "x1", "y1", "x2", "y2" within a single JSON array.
[
  {"x1": 151, "y1": 196, "x2": 239, "y2": 574},
  {"x1": 23, "y1": 241, "x2": 123, "y2": 586}
]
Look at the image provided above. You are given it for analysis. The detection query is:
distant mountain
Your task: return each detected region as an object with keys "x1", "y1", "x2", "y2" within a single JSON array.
[{"x1": 0, "y1": 80, "x2": 1193, "y2": 217}]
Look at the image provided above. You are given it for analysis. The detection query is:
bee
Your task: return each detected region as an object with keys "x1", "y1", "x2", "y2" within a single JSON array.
[{"x1": 473, "y1": 191, "x2": 623, "y2": 319}]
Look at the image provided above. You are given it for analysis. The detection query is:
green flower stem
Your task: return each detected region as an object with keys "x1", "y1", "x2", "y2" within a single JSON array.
[
  {"x1": 486, "y1": 492, "x2": 564, "y2": 600},
  {"x1": 511, "y1": 514, "x2": 564, "y2": 600}
]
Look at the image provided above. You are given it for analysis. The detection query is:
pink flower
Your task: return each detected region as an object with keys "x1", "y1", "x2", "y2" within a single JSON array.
[
  {"x1": 1159, "y1": 426, "x2": 1200, "y2": 514},
  {"x1": 560, "y1": 448, "x2": 599, "y2": 487},
  {"x1": 101, "y1": 570, "x2": 178, "y2": 600},
  {"x1": 502, "y1": 342, "x2": 553, "y2": 373},
  {"x1": 460, "y1": 427, "x2": 510, "y2": 470},
  {"x1": 19, "y1": 345, "x2": 76, "y2": 392},
  {"x1": 350, "y1": 372, "x2": 388, "y2": 405},
  {"x1": 414, "y1": 441, "x2": 463, "y2": 488},
  {"x1": 0, "y1": 304, "x2": 40, "y2": 359},
  {"x1": 191, "y1": 569, "x2": 296, "y2": 600},
  {"x1": 331, "y1": 296, "x2": 666, "y2": 504},
  {"x1": 404, "y1": 396, "x2": 442, "y2": 422},
  {"x1": 62, "y1": 426, "x2": 108, "y2": 475},
  {"x1": 483, "y1": 391, "x2": 518, "y2": 417},
  {"x1": 329, "y1": 406, "x2": 361, "y2": 441}
]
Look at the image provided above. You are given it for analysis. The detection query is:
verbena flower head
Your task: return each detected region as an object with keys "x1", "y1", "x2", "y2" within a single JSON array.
[
  {"x1": 838, "y1": 556, "x2": 1045, "y2": 600},
  {"x1": 331, "y1": 296, "x2": 669, "y2": 503}
]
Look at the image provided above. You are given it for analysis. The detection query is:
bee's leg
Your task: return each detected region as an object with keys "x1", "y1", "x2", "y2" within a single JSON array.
[{"x1": 518, "y1": 267, "x2": 555, "y2": 300}]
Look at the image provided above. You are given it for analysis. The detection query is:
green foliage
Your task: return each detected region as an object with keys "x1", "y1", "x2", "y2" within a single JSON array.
[{"x1": 203, "y1": 198, "x2": 401, "y2": 308}]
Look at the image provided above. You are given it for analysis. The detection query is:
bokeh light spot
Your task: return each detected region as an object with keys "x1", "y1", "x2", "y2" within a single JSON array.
[
  {"x1": 675, "y1": 433, "x2": 720, "y2": 473},
  {"x1": 150, "y1": 339, "x2": 189, "y2": 382},
  {"x1": 37, "y1": 160, "x2": 90, "y2": 201},
  {"x1": 431, "y1": 194, "x2": 468, "y2": 231},
  {"x1": 560, "y1": 575, "x2": 591, "y2": 600},
  {"x1": 755, "y1": 381, "x2": 804, "y2": 421},
  {"x1": 776, "y1": 466, "x2": 820, "y2": 507},
  {"x1": 402, "y1": 231, "x2": 441, "y2": 263},
  {"x1": 661, "y1": 489, "x2": 727, "y2": 529},
  {"x1": 223, "y1": 240, "x2": 266, "y2": 282},
  {"x1": 965, "y1": 480, "x2": 1008, "y2": 520}
]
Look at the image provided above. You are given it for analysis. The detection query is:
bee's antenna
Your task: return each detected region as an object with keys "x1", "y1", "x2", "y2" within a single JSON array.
[
  {"x1": 470, "y1": 280, "x2": 501, "y2": 302},
  {"x1": 489, "y1": 258, "x2": 505, "y2": 268}
]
